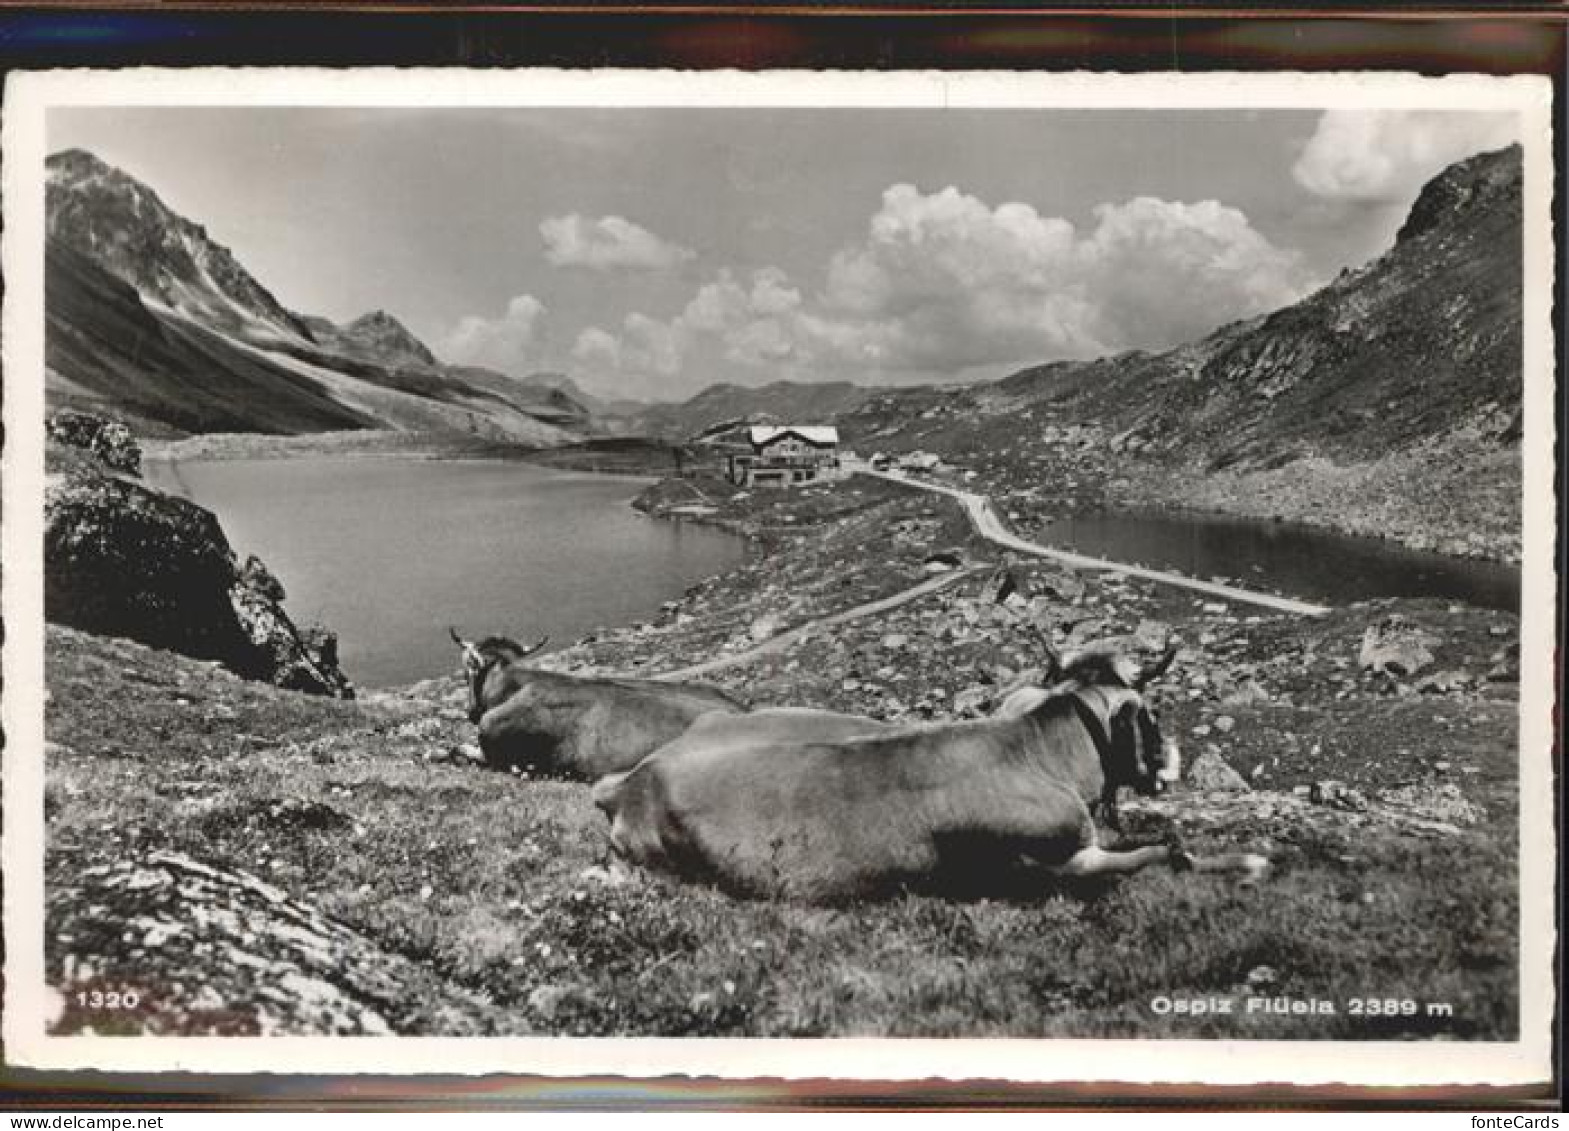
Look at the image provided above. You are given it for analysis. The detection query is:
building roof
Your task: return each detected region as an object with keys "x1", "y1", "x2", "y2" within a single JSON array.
[{"x1": 749, "y1": 425, "x2": 839, "y2": 447}]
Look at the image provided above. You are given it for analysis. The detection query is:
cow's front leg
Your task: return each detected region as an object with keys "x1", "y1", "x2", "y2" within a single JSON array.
[
  {"x1": 475, "y1": 695, "x2": 546, "y2": 772},
  {"x1": 1183, "y1": 852, "x2": 1273, "y2": 884},
  {"x1": 1051, "y1": 843, "x2": 1172, "y2": 878},
  {"x1": 1097, "y1": 784, "x2": 1123, "y2": 834}
]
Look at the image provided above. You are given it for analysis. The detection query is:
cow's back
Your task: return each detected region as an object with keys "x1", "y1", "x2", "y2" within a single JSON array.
[
  {"x1": 478, "y1": 669, "x2": 741, "y2": 779},
  {"x1": 611, "y1": 716, "x2": 1095, "y2": 901},
  {"x1": 564, "y1": 677, "x2": 742, "y2": 778}
]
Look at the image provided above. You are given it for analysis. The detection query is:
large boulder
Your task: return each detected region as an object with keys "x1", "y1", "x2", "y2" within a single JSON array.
[
  {"x1": 47, "y1": 850, "x2": 494, "y2": 1035},
  {"x1": 45, "y1": 470, "x2": 352, "y2": 697},
  {"x1": 46, "y1": 410, "x2": 142, "y2": 475}
]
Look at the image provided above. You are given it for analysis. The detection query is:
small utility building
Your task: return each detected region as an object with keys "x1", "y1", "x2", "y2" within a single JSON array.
[{"x1": 725, "y1": 425, "x2": 841, "y2": 487}]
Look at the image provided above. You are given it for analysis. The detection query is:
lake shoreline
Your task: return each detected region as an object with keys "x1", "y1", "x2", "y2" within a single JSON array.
[
  {"x1": 140, "y1": 449, "x2": 749, "y2": 688},
  {"x1": 142, "y1": 429, "x2": 684, "y2": 476}
]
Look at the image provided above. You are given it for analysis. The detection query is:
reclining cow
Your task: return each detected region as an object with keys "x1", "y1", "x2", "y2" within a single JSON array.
[
  {"x1": 592, "y1": 643, "x2": 1268, "y2": 902},
  {"x1": 450, "y1": 629, "x2": 746, "y2": 780}
]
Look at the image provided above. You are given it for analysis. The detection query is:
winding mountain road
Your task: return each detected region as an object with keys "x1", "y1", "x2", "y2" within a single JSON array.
[
  {"x1": 852, "y1": 464, "x2": 1331, "y2": 618},
  {"x1": 654, "y1": 565, "x2": 988, "y2": 682},
  {"x1": 651, "y1": 463, "x2": 1328, "y2": 683}
]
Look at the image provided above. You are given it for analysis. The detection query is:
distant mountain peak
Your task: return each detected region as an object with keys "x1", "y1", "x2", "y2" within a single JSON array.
[
  {"x1": 1397, "y1": 143, "x2": 1521, "y2": 245},
  {"x1": 47, "y1": 148, "x2": 114, "y2": 177},
  {"x1": 338, "y1": 309, "x2": 438, "y2": 368}
]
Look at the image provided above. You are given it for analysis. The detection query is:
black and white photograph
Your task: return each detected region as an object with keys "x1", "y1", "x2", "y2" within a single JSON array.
[{"x1": 1, "y1": 69, "x2": 1555, "y2": 1084}]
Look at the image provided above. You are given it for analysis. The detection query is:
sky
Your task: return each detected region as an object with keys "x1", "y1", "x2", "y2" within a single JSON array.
[{"x1": 50, "y1": 105, "x2": 1519, "y2": 402}]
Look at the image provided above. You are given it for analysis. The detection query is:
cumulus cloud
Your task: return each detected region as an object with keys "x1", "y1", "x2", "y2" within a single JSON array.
[
  {"x1": 540, "y1": 213, "x2": 696, "y2": 271},
  {"x1": 1075, "y1": 196, "x2": 1308, "y2": 351},
  {"x1": 440, "y1": 294, "x2": 547, "y2": 372},
  {"x1": 573, "y1": 267, "x2": 807, "y2": 394},
  {"x1": 1292, "y1": 109, "x2": 1519, "y2": 202},
  {"x1": 808, "y1": 183, "x2": 1308, "y2": 372},
  {"x1": 571, "y1": 183, "x2": 1311, "y2": 396}
]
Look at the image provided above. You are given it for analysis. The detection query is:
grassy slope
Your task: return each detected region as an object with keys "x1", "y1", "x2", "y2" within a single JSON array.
[
  {"x1": 45, "y1": 474, "x2": 1521, "y2": 1039},
  {"x1": 45, "y1": 240, "x2": 375, "y2": 438}
]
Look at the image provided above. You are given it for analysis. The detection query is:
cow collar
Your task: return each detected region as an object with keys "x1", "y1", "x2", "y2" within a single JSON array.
[{"x1": 1067, "y1": 691, "x2": 1117, "y2": 770}]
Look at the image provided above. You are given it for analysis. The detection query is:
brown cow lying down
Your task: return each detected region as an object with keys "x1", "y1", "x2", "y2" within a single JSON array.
[
  {"x1": 592, "y1": 649, "x2": 1268, "y2": 902},
  {"x1": 450, "y1": 630, "x2": 744, "y2": 780}
]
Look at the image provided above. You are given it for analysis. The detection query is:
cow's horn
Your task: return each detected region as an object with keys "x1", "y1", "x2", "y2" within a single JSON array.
[
  {"x1": 520, "y1": 634, "x2": 550, "y2": 658},
  {"x1": 1027, "y1": 621, "x2": 1063, "y2": 683},
  {"x1": 448, "y1": 626, "x2": 466, "y2": 647},
  {"x1": 1134, "y1": 640, "x2": 1179, "y2": 689}
]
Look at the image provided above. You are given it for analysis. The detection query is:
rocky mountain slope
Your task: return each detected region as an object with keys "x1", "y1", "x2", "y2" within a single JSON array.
[
  {"x1": 46, "y1": 239, "x2": 374, "y2": 437},
  {"x1": 992, "y1": 144, "x2": 1522, "y2": 468},
  {"x1": 45, "y1": 149, "x2": 590, "y2": 446},
  {"x1": 830, "y1": 146, "x2": 1524, "y2": 562},
  {"x1": 48, "y1": 149, "x2": 315, "y2": 344}
]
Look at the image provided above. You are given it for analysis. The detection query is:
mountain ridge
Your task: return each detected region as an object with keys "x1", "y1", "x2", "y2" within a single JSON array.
[{"x1": 44, "y1": 149, "x2": 590, "y2": 446}]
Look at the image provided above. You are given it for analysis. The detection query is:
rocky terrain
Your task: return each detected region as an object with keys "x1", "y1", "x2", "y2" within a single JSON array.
[
  {"x1": 42, "y1": 458, "x2": 1523, "y2": 1038},
  {"x1": 45, "y1": 412, "x2": 352, "y2": 697}
]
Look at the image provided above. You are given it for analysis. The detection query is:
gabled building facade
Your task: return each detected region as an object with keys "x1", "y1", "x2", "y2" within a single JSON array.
[{"x1": 724, "y1": 425, "x2": 841, "y2": 487}]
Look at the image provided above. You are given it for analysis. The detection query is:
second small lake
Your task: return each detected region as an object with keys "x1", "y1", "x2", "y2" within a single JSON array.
[{"x1": 1042, "y1": 509, "x2": 1520, "y2": 614}]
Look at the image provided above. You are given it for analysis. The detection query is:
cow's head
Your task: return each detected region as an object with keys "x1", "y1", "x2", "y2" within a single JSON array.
[
  {"x1": 1106, "y1": 688, "x2": 1181, "y2": 796},
  {"x1": 449, "y1": 627, "x2": 549, "y2": 723},
  {"x1": 1055, "y1": 643, "x2": 1183, "y2": 795}
]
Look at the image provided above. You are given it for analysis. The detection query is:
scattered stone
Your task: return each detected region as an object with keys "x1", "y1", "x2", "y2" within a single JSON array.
[
  {"x1": 1184, "y1": 750, "x2": 1251, "y2": 792},
  {"x1": 1133, "y1": 619, "x2": 1172, "y2": 651},
  {"x1": 1033, "y1": 570, "x2": 1085, "y2": 603},
  {"x1": 527, "y1": 984, "x2": 574, "y2": 1023},
  {"x1": 1377, "y1": 781, "x2": 1484, "y2": 827},
  {"x1": 1358, "y1": 615, "x2": 1438, "y2": 678},
  {"x1": 952, "y1": 686, "x2": 991, "y2": 717},
  {"x1": 47, "y1": 410, "x2": 142, "y2": 475},
  {"x1": 1415, "y1": 669, "x2": 1469, "y2": 694},
  {"x1": 1213, "y1": 715, "x2": 1236, "y2": 734},
  {"x1": 1309, "y1": 780, "x2": 1370, "y2": 812},
  {"x1": 1221, "y1": 681, "x2": 1270, "y2": 707},
  {"x1": 748, "y1": 614, "x2": 783, "y2": 643},
  {"x1": 1246, "y1": 965, "x2": 1279, "y2": 989}
]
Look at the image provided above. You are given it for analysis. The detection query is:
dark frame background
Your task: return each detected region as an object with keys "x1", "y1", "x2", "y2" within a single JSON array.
[{"x1": 0, "y1": 2, "x2": 1561, "y2": 1112}]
